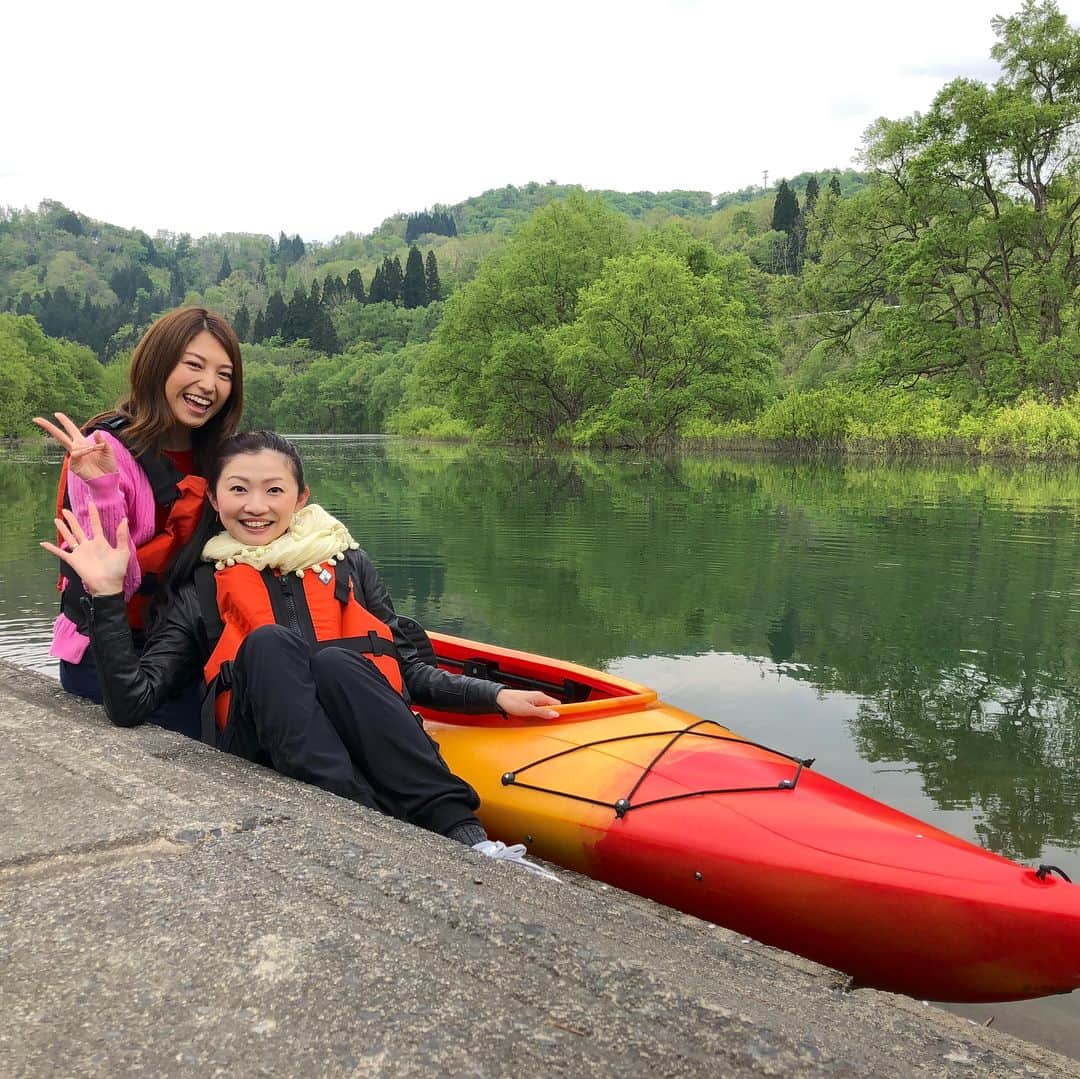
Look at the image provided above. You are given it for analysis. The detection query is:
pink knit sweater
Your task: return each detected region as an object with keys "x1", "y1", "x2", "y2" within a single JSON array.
[{"x1": 50, "y1": 430, "x2": 158, "y2": 662}]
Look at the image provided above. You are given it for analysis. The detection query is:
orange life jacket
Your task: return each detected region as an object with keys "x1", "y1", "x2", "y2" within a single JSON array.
[
  {"x1": 57, "y1": 415, "x2": 207, "y2": 633},
  {"x1": 197, "y1": 559, "x2": 403, "y2": 738}
]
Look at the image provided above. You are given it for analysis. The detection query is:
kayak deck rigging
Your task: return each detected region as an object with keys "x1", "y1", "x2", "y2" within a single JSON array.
[{"x1": 500, "y1": 719, "x2": 815, "y2": 818}]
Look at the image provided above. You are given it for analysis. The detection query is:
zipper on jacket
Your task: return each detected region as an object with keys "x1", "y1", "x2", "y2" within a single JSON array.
[{"x1": 277, "y1": 575, "x2": 303, "y2": 637}]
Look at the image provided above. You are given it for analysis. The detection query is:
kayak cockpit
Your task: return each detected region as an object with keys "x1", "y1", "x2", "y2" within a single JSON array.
[{"x1": 422, "y1": 631, "x2": 657, "y2": 726}]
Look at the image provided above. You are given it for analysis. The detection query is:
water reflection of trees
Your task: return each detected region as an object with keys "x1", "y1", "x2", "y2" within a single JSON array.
[
  {"x1": 845, "y1": 662, "x2": 1080, "y2": 860},
  {"x1": 4, "y1": 439, "x2": 1079, "y2": 857},
  {"x1": 310, "y1": 443, "x2": 1080, "y2": 858}
]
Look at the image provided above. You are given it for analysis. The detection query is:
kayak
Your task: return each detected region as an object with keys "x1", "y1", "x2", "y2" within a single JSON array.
[{"x1": 416, "y1": 630, "x2": 1080, "y2": 1004}]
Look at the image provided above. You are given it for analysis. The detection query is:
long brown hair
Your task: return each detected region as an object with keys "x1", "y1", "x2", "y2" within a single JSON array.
[{"x1": 85, "y1": 307, "x2": 244, "y2": 472}]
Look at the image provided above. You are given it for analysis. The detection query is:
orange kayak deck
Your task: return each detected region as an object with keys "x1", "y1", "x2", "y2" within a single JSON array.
[{"x1": 418, "y1": 631, "x2": 1080, "y2": 1003}]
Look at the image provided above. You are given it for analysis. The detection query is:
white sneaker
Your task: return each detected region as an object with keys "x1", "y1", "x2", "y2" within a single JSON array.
[{"x1": 471, "y1": 840, "x2": 560, "y2": 882}]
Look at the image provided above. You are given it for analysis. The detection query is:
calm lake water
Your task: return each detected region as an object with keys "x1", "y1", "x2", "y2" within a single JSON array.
[{"x1": 2, "y1": 436, "x2": 1078, "y2": 1057}]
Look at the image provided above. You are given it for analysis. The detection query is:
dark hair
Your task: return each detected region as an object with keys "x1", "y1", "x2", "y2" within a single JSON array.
[
  {"x1": 206, "y1": 429, "x2": 304, "y2": 492},
  {"x1": 84, "y1": 307, "x2": 244, "y2": 472},
  {"x1": 150, "y1": 430, "x2": 307, "y2": 631}
]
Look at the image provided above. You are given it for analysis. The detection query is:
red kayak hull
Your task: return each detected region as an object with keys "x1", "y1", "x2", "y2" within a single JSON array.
[{"x1": 419, "y1": 632, "x2": 1080, "y2": 1002}]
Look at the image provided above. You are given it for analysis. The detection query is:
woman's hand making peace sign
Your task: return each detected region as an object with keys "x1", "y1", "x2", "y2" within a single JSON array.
[
  {"x1": 41, "y1": 503, "x2": 130, "y2": 598},
  {"x1": 33, "y1": 412, "x2": 117, "y2": 482}
]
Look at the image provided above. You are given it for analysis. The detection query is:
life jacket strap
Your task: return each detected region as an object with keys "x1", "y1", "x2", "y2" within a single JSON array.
[
  {"x1": 312, "y1": 632, "x2": 399, "y2": 660},
  {"x1": 194, "y1": 563, "x2": 225, "y2": 653},
  {"x1": 200, "y1": 659, "x2": 234, "y2": 746}
]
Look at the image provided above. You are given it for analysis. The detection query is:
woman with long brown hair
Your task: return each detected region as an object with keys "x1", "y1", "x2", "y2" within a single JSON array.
[{"x1": 35, "y1": 306, "x2": 244, "y2": 732}]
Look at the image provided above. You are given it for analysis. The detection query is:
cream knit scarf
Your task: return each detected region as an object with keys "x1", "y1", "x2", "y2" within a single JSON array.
[{"x1": 201, "y1": 504, "x2": 359, "y2": 577}]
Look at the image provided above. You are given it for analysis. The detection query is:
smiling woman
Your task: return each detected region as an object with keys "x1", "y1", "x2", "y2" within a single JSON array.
[
  {"x1": 32, "y1": 307, "x2": 244, "y2": 734},
  {"x1": 161, "y1": 331, "x2": 236, "y2": 440},
  {"x1": 39, "y1": 429, "x2": 562, "y2": 880}
]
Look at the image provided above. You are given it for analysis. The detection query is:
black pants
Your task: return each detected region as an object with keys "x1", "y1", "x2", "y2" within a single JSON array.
[{"x1": 220, "y1": 624, "x2": 482, "y2": 837}]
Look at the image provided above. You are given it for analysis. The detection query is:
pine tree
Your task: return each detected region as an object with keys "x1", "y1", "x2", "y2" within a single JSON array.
[
  {"x1": 309, "y1": 309, "x2": 340, "y2": 354},
  {"x1": 804, "y1": 176, "x2": 820, "y2": 214},
  {"x1": 233, "y1": 303, "x2": 251, "y2": 341},
  {"x1": 368, "y1": 265, "x2": 386, "y2": 304},
  {"x1": 771, "y1": 180, "x2": 800, "y2": 235},
  {"x1": 382, "y1": 256, "x2": 403, "y2": 303},
  {"x1": 309, "y1": 278, "x2": 321, "y2": 308},
  {"x1": 169, "y1": 266, "x2": 185, "y2": 304},
  {"x1": 265, "y1": 289, "x2": 287, "y2": 338},
  {"x1": 322, "y1": 273, "x2": 337, "y2": 307},
  {"x1": 216, "y1": 251, "x2": 232, "y2": 283},
  {"x1": 828, "y1": 175, "x2": 842, "y2": 197},
  {"x1": 402, "y1": 246, "x2": 427, "y2": 308},
  {"x1": 282, "y1": 286, "x2": 310, "y2": 343},
  {"x1": 252, "y1": 309, "x2": 266, "y2": 344},
  {"x1": 425, "y1": 249, "x2": 441, "y2": 303},
  {"x1": 346, "y1": 268, "x2": 365, "y2": 303}
]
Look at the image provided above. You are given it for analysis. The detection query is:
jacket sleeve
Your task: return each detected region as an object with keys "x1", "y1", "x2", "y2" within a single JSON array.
[
  {"x1": 349, "y1": 550, "x2": 504, "y2": 714},
  {"x1": 88, "y1": 587, "x2": 204, "y2": 727},
  {"x1": 65, "y1": 433, "x2": 149, "y2": 601}
]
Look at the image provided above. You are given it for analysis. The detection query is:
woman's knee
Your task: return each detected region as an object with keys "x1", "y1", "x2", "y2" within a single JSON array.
[
  {"x1": 237, "y1": 623, "x2": 302, "y2": 664},
  {"x1": 310, "y1": 645, "x2": 358, "y2": 691}
]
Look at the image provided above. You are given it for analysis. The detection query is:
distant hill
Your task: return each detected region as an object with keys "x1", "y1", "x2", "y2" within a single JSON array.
[{"x1": 0, "y1": 172, "x2": 866, "y2": 357}]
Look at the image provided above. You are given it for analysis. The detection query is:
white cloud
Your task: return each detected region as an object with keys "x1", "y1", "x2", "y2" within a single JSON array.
[{"x1": 2, "y1": 0, "x2": 1075, "y2": 241}]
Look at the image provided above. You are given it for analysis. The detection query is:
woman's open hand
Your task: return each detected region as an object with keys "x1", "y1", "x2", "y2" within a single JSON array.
[
  {"x1": 496, "y1": 688, "x2": 560, "y2": 719},
  {"x1": 41, "y1": 503, "x2": 130, "y2": 597},
  {"x1": 33, "y1": 412, "x2": 117, "y2": 482}
]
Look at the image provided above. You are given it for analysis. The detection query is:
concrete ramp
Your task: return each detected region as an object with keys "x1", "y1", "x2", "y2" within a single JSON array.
[{"x1": 0, "y1": 660, "x2": 1072, "y2": 1077}]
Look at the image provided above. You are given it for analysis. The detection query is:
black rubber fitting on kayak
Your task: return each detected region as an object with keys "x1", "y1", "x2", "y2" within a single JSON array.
[
  {"x1": 1036, "y1": 864, "x2": 1073, "y2": 882},
  {"x1": 778, "y1": 779, "x2": 794, "y2": 789},
  {"x1": 501, "y1": 772, "x2": 515, "y2": 785},
  {"x1": 614, "y1": 798, "x2": 631, "y2": 817}
]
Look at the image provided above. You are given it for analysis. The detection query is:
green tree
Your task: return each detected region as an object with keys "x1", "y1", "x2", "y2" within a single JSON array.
[
  {"x1": 427, "y1": 193, "x2": 631, "y2": 440},
  {"x1": 233, "y1": 303, "x2": 251, "y2": 342},
  {"x1": 382, "y1": 256, "x2": 403, "y2": 303},
  {"x1": 401, "y1": 246, "x2": 427, "y2": 309},
  {"x1": 806, "y1": 0, "x2": 1080, "y2": 401},
  {"x1": 216, "y1": 251, "x2": 232, "y2": 283},
  {"x1": 554, "y1": 252, "x2": 776, "y2": 448},
  {"x1": 264, "y1": 289, "x2": 287, "y2": 338},
  {"x1": 771, "y1": 180, "x2": 800, "y2": 235},
  {"x1": 0, "y1": 315, "x2": 106, "y2": 435},
  {"x1": 425, "y1": 249, "x2": 441, "y2": 303},
  {"x1": 273, "y1": 353, "x2": 367, "y2": 432},
  {"x1": 346, "y1": 268, "x2": 366, "y2": 303},
  {"x1": 240, "y1": 362, "x2": 286, "y2": 427},
  {"x1": 282, "y1": 285, "x2": 311, "y2": 343}
]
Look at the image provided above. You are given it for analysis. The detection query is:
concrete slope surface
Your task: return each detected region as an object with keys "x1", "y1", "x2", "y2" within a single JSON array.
[{"x1": 0, "y1": 660, "x2": 1074, "y2": 1078}]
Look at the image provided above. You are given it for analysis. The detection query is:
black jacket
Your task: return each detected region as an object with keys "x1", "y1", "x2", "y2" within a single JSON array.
[{"x1": 87, "y1": 548, "x2": 503, "y2": 728}]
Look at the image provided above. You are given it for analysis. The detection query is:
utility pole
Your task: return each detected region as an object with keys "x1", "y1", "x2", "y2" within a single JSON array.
[{"x1": 762, "y1": 169, "x2": 769, "y2": 192}]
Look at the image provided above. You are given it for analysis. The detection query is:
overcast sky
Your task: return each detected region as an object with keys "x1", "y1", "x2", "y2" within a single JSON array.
[{"x1": 3, "y1": 0, "x2": 1075, "y2": 242}]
